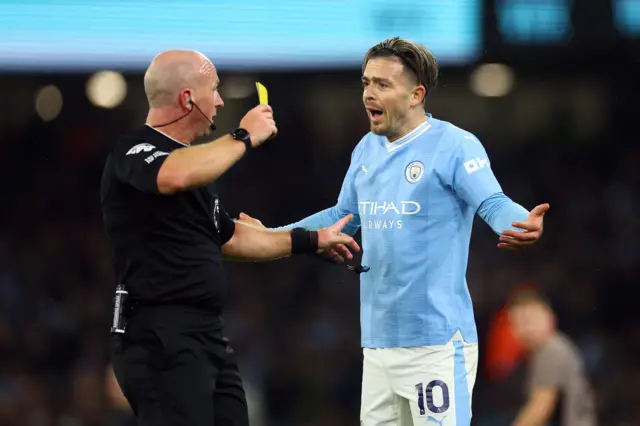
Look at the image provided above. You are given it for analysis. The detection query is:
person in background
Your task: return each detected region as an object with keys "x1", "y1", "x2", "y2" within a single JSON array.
[{"x1": 508, "y1": 289, "x2": 597, "y2": 426}]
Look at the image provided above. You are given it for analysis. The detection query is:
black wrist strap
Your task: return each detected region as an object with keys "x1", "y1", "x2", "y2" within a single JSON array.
[
  {"x1": 230, "y1": 128, "x2": 252, "y2": 154},
  {"x1": 290, "y1": 228, "x2": 319, "y2": 255},
  {"x1": 241, "y1": 137, "x2": 251, "y2": 154}
]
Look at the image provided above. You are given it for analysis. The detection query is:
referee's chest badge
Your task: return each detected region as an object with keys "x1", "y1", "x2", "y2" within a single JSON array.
[
  {"x1": 405, "y1": 161, "x2": 425, "y2": 183},
  {"x1": 213, "y1": 198, "x2": 220, "y2": 233}
]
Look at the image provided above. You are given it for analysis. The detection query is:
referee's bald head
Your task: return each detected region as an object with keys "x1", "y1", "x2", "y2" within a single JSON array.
[{"x1": 144, "y1": 50, "x2": 217, "y2": 108}]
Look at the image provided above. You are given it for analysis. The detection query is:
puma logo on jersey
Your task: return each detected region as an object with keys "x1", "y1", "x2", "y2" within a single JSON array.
[{"x1": 126, "y1": 143, "x2": 156, "y2": 155}]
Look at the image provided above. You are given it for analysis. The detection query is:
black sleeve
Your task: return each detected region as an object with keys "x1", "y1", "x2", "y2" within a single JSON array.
[
  {"x1": 113, "y1": 137, "x2": 170, "y2": 194},
  {"x1": 218, "y1": 202, "x2": 236, "y2": 245}
]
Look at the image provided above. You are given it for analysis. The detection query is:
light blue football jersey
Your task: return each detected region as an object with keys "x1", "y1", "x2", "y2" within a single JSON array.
[{"x1": 275, "y1": 115, "x2": 528, "y2": 348}]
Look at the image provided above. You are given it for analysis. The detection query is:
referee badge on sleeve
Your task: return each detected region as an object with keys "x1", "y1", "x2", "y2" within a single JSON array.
[
  {"x1": 126, "y1": 143, "x2": 155, "y2": 155},
  {"x1": 212, "y1": 198, "x2": 220, "y2": 233}
]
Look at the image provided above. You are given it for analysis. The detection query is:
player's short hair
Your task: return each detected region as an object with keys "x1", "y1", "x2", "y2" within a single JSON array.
[
  {"x1": 362, "y1": 37, "x2": 439, "y2": 104},
  {"x1": 507, "y1": 289, "x2": 552, "y2": 309}
]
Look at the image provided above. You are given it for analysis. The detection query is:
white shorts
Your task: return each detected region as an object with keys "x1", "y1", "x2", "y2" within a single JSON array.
[{"x1": 360, "y1": 334, "x2": 479, "y2": 426}]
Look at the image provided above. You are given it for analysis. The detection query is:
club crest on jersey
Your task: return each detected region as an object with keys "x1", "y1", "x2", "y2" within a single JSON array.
[{"x1": 405, "y1": 161, "x2": 425, "y2": 183}]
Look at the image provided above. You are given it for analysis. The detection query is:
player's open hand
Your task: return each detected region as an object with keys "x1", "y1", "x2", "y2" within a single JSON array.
[
  {"x1": 318, "y1": 214, "x2": 360, "y2": 262},
  {"x1": 498, "y1": 203, "x2": 550, "y2": 251},
  {"x1": 236, "y1": 212, "x2": 267, "y2": 230}
]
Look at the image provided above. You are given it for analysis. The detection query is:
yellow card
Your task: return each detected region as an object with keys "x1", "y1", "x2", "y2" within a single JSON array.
[{"x1": 256, "y1": 82, "x2": 268, "y2": 105}]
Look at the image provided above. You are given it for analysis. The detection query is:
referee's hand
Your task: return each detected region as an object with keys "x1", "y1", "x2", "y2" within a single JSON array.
[
  {"x1": 236, "y1": 213, "x2": 266, "y2": 230},
  {"x1": 318, "y1": 214, "x2": 360, "y2": 262},
  {"x1": 240, "y1": 105, "x2": 278, "y2": 147}
]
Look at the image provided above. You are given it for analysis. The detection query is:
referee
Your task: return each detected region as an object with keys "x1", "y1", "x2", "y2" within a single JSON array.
[{"x1": 100, "y1": 50, "x2": 359, "y2": 426}]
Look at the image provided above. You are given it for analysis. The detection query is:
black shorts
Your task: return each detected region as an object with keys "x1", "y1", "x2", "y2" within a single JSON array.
[{"x1": 111, "y1": 306, "x2": 249, "y2": 426}]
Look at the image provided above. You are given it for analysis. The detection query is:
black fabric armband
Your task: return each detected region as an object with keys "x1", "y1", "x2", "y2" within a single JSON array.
[{"x1": 290, "y1": 228, "x2": 319, "y2": 255}]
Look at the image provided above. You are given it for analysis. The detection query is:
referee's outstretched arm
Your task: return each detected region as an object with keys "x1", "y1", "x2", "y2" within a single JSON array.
[{"x1": 223, "y1": 214, "x2": 360, "y2": 262}]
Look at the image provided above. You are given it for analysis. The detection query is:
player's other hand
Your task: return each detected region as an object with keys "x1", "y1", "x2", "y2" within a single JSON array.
[
  {"x1": 239, "y1": 105, "x2": 278, "y2": 147},
  {"x1": 236, "y1": 212, "x2": 267, "y2": 230},
  {"x1": 318, "y1": 214, "x2": 360, "y2": 262},
  {"x1": 498, "y1": 203, "x2": 550, "y2": 251}
]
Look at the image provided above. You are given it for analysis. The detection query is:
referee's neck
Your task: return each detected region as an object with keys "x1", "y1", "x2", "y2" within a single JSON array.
[{"x1": 146, "y1": 110, "x2": 193, "y2": 145}]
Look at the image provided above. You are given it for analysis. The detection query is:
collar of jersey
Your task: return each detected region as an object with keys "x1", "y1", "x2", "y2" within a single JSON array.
[
  {"x1": 385, "y1": 114, "x2": 432, "y2": 153},
  {"x1": 145, "y1": 123, "x2": 189, "y2": 147}
]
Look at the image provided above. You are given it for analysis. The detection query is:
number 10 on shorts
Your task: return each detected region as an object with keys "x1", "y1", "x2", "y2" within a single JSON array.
[{"x1": 415, "y1": 380, "x2": 450, "y2": 415}]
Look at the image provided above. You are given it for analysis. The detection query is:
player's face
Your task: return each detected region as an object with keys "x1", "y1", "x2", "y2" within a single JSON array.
[
  {"x1": 362, "y1": 57, "x2": 416, "y2": 138},
  {"x1": 509, "y1": 303, "x2": 554, "y2": 350}
]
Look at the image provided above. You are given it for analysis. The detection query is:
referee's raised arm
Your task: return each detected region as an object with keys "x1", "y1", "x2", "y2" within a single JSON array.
[
  {"x1": 155, "y1": 103, "x2": 277, "y2": 194},
  {"x1": 141, "y1": 49, "x2": 277, "y2": 195}
]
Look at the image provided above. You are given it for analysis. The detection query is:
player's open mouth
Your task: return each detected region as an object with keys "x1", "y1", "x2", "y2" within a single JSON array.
[{"x1": 367, "y1": 108, "x2": 384, "y2": 121}]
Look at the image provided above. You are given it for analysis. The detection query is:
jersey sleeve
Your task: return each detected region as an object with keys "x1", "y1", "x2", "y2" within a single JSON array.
[
  {"x1": 450, "y1": 132, "x2": 503, "y2": 212},
  {"x1": 477, "y1": 193, "x2": 529, "y2": 235},
  {"x1": 112, "y1": 138, "x2": 171, "y2": 194},
  {"x1": 218, "y1": 201, "x2": 236, "y2": 245},
  {"x1": 336, "y1": 143, "x2": 362, "y2": 218}
]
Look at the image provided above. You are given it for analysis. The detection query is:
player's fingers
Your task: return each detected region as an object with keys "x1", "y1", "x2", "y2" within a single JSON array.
[
  {"x1": 511, "y1": 221, "x2": 540, "y2": 232},
  {"x1": 329, "y1": 250, "x2": 345, "y2": 263},
  {"x1": 530, "y1": 203, "x2": 550, "y2": 217},
  {"x1": 501, "y1": 236, "x2": 535, "y2": 247},
  {"x1": 498, "y1": 236, "x2": 528, "y2": 247},
  {"x1": 334, "y1": 234, "x2": 356, "y2": 248},
  {"x1": 335, "y1": 243, "x2": 354, "y2": 260},
  {"x1": 332, "y1": 243, "x2": 346, "y2": 256},
  {"x1": 334, "y1": 214, "x2": 354, "y2": 231},
  {"x1": 501, "y1": 230, "x2": 538, "y2": 241},
  {"x1": 346, "y1": 238, "x2": 361, "y2": 252},
  {"x1": 497, "y1": 242, "x2": 520, "y2": 251}
]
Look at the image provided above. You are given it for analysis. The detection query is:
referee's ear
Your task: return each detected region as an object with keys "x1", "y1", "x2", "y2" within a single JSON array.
[{"x1": 411, "y1": 84, "x2": 426, "y2": 108}]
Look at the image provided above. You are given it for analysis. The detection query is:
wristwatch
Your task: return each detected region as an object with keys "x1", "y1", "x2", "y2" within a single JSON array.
[{"x1": 230, "y1": 128, "x2": 252, "y2": 153}]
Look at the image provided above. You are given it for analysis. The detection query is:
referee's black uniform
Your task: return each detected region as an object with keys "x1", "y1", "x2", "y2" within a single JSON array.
[{"x1": 101, "y1": 124, "x2": 248, "y2": 426}]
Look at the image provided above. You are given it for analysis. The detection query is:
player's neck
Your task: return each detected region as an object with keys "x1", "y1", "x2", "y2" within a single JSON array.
[
  {"x1": 146, "y1": 109, "x2": 194, "y2": 145},
  {"x1": 388, "y1": 111, "x2": 428, "y2": 143}
]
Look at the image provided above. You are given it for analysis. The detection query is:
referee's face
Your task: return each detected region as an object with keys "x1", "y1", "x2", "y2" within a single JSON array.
[
  {"x1": 362, "y1": 57, "x2": 416, "y2": 139},
  {"x1": 194, "y1": 67, "x2": 225, "y2": 137}
]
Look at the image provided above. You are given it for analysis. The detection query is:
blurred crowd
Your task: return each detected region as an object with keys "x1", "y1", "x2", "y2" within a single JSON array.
[{"x1": 0, "y1": 67, "x2": 638, "y2": 426}]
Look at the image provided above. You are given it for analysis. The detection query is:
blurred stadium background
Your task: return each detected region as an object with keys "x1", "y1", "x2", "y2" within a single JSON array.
[{"x1": 0, "y1": 0, "x2": 639, "y2": 425}]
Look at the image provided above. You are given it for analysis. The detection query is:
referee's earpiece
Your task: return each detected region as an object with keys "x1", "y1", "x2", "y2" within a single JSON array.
[
  {"x1": 186, "y1": 96, "x2": 216, "y2": 131},
  {"x1": 152, "y1": 96, "x2": 197, "y2": 129}
]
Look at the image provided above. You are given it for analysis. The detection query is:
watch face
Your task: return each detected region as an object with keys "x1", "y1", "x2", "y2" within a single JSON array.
[{"x1": 234, "y1": 128, "x2": 249, "y2": 139}]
